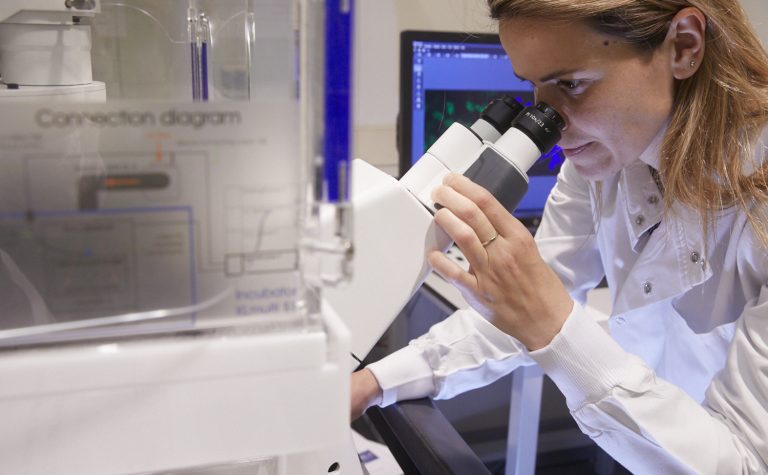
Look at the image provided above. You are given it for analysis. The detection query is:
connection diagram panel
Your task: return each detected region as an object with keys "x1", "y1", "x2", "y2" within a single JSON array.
[{"x1": 0, "y1": 102, "x2": 304, "y2": 339}]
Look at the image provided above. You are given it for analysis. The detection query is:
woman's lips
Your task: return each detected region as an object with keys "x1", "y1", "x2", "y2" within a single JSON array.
[{"x1": 562, "y1": 142, "x2": 592, "y2": 157}]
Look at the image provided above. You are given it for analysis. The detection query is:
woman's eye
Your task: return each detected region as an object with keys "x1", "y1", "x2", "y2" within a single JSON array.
[{"x1": 557, "y1": 80, "x2": 585, "y2": 93}]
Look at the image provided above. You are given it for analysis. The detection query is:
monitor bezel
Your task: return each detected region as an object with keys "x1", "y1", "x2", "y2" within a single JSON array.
[{"x1": 398, "y1": 30, "x2": 505, "y2": 178}]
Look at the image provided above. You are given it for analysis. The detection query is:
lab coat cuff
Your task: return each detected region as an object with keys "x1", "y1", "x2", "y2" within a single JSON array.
[
  {"x1": 527, "y1": 303, "x2": 633, "y2": 408},
  {"x1": 366, "y1": 345, "x2": 436, "y2": 408}
]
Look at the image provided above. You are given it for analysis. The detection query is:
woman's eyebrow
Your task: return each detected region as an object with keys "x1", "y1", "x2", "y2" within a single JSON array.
[{"x1": 515, "y1": 68, "x2": 581, "y2": 83}]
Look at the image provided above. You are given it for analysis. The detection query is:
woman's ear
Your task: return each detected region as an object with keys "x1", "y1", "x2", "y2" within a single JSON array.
[{"x1": 667, "y1": 7, "x2": 707, "y2": 80}]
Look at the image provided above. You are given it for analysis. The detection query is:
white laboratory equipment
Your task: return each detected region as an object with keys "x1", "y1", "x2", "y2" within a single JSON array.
[
  {"x1": 0, "y1": 0, "x2": 106, "y2": 101},
  {"x1": 0, "y1": 1, "x2": 360, "y2": 474}
]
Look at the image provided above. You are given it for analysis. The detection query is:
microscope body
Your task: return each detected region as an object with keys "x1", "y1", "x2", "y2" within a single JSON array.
[
  {"x1": 325, "y1": 99, "x2": 565, "y2": 363},
  {"x1": 324, "y1": 121, "x2": 486, "y2": 361}
]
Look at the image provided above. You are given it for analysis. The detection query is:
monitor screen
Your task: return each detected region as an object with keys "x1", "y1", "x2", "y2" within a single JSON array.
[{"x1": 398, "y1": 30, "x2": 564, "y2": 228}]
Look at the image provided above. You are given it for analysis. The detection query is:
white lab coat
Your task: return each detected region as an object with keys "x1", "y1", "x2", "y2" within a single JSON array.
[{"x1": 367, "y1": 130, "x2": 768, "y2": 473}]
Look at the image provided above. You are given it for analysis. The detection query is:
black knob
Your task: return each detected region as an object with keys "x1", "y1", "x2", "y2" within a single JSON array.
[{"x1": 480, "y1": 96, "x2": 525, "y2": 135}]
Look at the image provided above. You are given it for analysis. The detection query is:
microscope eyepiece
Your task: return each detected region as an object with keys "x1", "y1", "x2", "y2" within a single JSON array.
[
  {"x1": 480, "y1": 95, "x2": 525, "y2": 136},
  {"x1": 535, "y1": 102, "x2": 566, "y2": 130},
  {"x1": 461, "y1": 101, "x2": 564, "y2": 213},
  {"x1": 512, "y1": 102, "x2": 565, "y2": 154}
]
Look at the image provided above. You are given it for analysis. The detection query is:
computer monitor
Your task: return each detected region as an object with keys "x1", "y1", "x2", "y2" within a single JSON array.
[{"x1": 398, "y1": 30, "x2": 564, "y2": 229}]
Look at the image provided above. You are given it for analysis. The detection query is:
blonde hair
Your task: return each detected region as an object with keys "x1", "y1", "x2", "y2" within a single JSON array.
[{"x1": 488, "y1": 0, "x2": 768, "y2": 247}]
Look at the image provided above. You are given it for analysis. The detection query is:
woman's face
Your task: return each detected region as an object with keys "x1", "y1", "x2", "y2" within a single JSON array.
[{"x1": 499, "y1": 18, "x2": 675, "y2": 180}]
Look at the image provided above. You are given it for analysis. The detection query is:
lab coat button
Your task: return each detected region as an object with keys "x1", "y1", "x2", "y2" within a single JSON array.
[
  {"x1": 647, "y1": 195, "x2": 659, "y2": 205},
  {"x1": 690, "y1": 251, "x2": 701, "y2": 263},
  {"x1": 642, "y1": 281, "x2": 652, "y2": 294},
  {"x1": 635, "y1": 215, "x2": 646, "y2": 226},
  {"x1": 615, "y1": 316, "x2": 626, "y2": 325}
]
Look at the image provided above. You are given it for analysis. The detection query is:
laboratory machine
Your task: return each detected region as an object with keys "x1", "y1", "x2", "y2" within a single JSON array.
[{"x1": 0, "y1": 1, "x2": 359, "y2": 473}]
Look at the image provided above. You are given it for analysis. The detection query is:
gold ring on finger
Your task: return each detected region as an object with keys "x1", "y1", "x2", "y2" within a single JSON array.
[{"x1": 481, "y1": 232, "x2": 499, "y2": 248}]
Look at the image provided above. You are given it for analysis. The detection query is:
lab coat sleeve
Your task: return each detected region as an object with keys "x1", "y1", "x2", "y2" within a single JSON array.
[
  {"x1": 528, "y1": 284, "x2": 768, "y2": 473},
  {"x1": 535, "y1": 159, "x2": 604, "y2": 305},
  {"x1": 367, "y1": 307, "x2": 533, "y2": 406}
]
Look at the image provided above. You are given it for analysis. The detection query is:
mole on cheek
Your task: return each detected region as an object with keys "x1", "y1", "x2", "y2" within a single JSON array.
[{"x1": 603, "y1": 40, "x2": 610, "y2": 46}]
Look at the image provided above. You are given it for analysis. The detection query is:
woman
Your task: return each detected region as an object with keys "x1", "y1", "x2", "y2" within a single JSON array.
[{"x1": 353, "y1": 0, "x2": 768, "y2": 472}]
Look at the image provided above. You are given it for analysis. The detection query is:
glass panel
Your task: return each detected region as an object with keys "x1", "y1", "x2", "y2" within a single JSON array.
[{"x1": 0, "y1": 0, "x2": 323, "y2": 346}]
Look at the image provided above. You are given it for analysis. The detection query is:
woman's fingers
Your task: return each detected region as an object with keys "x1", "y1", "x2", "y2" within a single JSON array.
[
  {"x1": 432, "y1": 182, "x2": 498, "y2": 245},
  {"x1": 441, "y1": 173, "x2": 528, "y2": 240},
  {"x1": 433, "y1": 207, "x2": 489, "y2": 267},
  {"x1": 428, "y1": 249, "x2": 478, "y2": 295}
]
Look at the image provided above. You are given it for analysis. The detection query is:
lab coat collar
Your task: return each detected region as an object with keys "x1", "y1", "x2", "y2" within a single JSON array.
[
  {"x1": 611, "y1": 192, "x2": 714, "y2": 315},
  {"x1": 620, "y1": 120, "x2": 666, "y2": 248},
  {"x1": 611, "y1": 152, "x2": 713, "y2": 314},
  {"x1": 620, "y1": 161, "x2": 664, "y2": 252},
  {"x1": 638, "y1": 121, "x2": 667, "y2": 171},
  {"x1": 605, "y1": 122, "x2": 766, "y2": 315}
]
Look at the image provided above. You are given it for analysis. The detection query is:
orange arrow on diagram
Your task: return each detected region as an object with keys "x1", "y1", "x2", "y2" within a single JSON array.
[{"x1": 147, "y1": 131, "x2": 172, "y2": 162}]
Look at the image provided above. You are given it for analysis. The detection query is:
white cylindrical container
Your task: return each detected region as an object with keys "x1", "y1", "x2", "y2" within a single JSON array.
[{"x1": 0, "y1": 24, "x2": 93, "y2": 86}]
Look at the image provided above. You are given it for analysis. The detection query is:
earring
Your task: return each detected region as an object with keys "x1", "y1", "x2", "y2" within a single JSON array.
[{"x1": 690, "y1": 59, "x2": 696, "y2": 68}]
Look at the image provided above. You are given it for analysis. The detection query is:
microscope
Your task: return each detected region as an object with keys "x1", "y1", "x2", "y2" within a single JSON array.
[{"x1": 324, "y1": 96, "x2": 566, "y2": 363}]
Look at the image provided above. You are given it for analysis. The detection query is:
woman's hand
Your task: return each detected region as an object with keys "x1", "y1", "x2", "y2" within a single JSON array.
[
  {"x1": 429, "y1": 173, "x2": 574, "y2": 351},
  {"x1": 350, "y1": 368, "x2": 383, "y2": 420}
]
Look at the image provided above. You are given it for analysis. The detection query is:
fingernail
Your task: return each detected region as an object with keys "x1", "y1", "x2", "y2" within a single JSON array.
[{"x1": 431, "y1": 183, "x2": 442, "y2": 200}]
